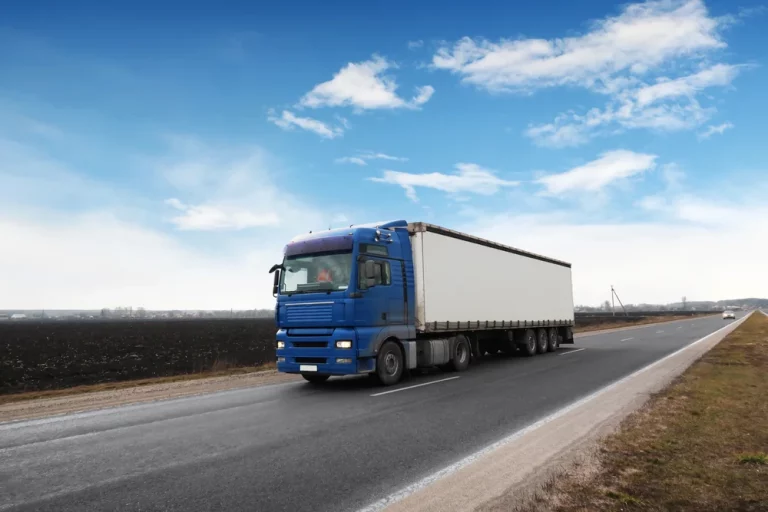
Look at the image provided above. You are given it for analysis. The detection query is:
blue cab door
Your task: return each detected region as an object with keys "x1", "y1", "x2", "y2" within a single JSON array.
[{"x1": 357, "y1": 256, "x2": 404, "y2": 326}]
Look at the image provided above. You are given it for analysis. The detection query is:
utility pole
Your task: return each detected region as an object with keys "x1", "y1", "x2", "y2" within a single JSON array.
[
  {"x1": 682, "y1": 296, "x2": 688, "y2": 310},
  {"x1": 611, "y1": 285, "x2": 628, "y2": 316}
]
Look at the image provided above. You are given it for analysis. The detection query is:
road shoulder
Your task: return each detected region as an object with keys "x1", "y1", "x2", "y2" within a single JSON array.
[{"x1": 0, "y1": 370, "x2": 300, "y2": 423}]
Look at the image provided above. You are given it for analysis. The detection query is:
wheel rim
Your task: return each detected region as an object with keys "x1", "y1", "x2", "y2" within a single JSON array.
[
  {"x1": 528, "y1": 334, "x2": 536, "y2": 351},
  {"x1": 384, "y1": 351, "x2": 399, "y2": 376},
  {"x1": 457, "y1": 342, "x2": 468, "y2": 363}
]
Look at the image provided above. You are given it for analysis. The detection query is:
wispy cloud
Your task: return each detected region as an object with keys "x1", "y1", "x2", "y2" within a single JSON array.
[
  {"x1": 267, "y1": 109, "x2": 343, "y2": 139},
  {"x1": 408, "y1": 40, "x2": 424, "y2": 50},
  {"x1": 336, "y1": 156, "x2": 368, "y2": 166},
  {"x1": 537, "y1": 150, "x2": 657, "y2": 195},
  {"x1": 525, "y1": 64, "x2": 741, "y2": 147},
  {"x1": 371, "y1": 163, "x2": 518, "y2": 201},
  {"x1": 698, "y1": 121, "x2": 734, "y2": 139},
  {"x1": 299, "y1": 55, "x2": 435, "y2": 111},
  {"x1": 156, "y1": 136, "x2": 325, "y2": 232},
  {"x1": 164, "y1": 198, "x2": 279, "y2": 230},
  {"x1": 335, "y1": 151, "x2": 408, "y2": 166},
  {"x1": 634, "y1": 64, "x2": 739, "y2": 107}
]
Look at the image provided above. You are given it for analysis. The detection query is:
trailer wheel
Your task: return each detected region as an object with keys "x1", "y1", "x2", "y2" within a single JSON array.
[
  {"x1": 536, "y1": 329, "x2": 549, "y2": 354},
  {"x1": 547, "y1": 328, "x2": 559, "y2": 352},
  {"x1": 301, "y1": 373, "x2": 330, "y2": 384},
  {"x1": 447, "y1": 337, "x2": 471, "y2": 372},
  {"x1": 517, "y1": 329, "x2": 537, "y2": 357},
  {"x1": 376, "y1": 340, "x2": 404, "y2": 386}
]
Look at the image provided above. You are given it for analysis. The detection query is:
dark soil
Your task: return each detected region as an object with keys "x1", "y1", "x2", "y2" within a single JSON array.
[{"x1": 0, "y1": 319, "x2": 276, "y2": 395}]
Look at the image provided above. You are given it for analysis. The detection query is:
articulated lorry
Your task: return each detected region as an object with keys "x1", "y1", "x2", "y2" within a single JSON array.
[{"x1": 270, "y1": 220, "x2": 575, "y2": 386}]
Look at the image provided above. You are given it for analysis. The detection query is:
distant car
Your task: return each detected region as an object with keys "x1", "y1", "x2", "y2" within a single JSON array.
[{"x1": 723, "y1": 310, "x2": 735, "y2": 320}]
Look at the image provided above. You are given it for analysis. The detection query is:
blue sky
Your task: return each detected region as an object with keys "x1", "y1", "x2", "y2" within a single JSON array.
[{"x1": 2, "y1": 0, "x2": 767, "y2": 309}]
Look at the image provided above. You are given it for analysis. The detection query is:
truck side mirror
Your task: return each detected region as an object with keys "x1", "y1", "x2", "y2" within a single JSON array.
[
  {"x1": 269, "y1": 265, "x2": 281, "y2": 296},
  {"x1": 272, "y1": 270, "x2": 281, "y2": 296},
  {"x1": 364, "y1": 260, "x2": 377, "y2": 288}
]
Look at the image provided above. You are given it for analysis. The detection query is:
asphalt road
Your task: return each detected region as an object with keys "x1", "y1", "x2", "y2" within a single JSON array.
[{"x1": 0, "y1": 313, "x2": 745, "y2": 512}]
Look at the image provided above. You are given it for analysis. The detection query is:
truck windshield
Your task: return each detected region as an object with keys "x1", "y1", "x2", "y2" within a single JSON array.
[{"x1": 281, "y1": 251, "x2": 353, "y2": 294}]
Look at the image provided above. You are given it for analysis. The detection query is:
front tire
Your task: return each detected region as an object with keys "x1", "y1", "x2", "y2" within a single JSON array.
[
  {"x1": 301, "y1": 373, "x2": 330, "y2": 384},
  {"x1": 376, "y1": 340, "x2": 404, "y2": 386}
]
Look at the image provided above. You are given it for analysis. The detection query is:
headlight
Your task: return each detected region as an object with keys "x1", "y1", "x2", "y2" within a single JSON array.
[
  {"x1": 277, "y1": 341, "x2": 285, "y2": 349},
  {"x1": 335, "y1": 340, "x2": 352, "y2": 349}
]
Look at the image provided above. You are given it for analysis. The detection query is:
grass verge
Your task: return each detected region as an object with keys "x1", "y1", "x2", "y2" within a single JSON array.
[
  {"x1": 0, "y1": 362, "x2": 276, "y2": 406},
  {"x1": 517, "y1": 312, "x2": 768, "y2": 511}
]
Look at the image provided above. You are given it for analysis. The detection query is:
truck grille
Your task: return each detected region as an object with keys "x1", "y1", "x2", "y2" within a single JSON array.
[
  {"x1": 285, "y1": 303, "x2": 333, "y2": 323},
  {"x1": 295, "y1": 357, "x2": 327, "y2": 364},
  {"x1": 292, "y1": 341, "x2": 328, "y2": 348}
]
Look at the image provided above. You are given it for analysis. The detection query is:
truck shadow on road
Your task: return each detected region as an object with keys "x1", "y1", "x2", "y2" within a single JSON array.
[{"x1": 289, "y1": 349, "x2": 571, "y2": 394}]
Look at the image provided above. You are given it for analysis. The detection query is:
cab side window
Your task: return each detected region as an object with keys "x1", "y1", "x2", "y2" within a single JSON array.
[{"x1": 358, "y1": 260, "x2": 391, "y2": 288}]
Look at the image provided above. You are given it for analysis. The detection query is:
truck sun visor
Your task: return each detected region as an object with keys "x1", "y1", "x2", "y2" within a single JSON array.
[{"x1": 284, "y1": 236, "x2": 354, "y2": 257}]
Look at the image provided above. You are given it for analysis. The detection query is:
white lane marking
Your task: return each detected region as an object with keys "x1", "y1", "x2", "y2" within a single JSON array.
[
  {"x1": 558, "y1": 348, "x2": 586, "y2": 356},
  {"x1": 355, "y1": 313, "x2": 751, "y2": 512},
  {"x1": 678, "y1": 326, "x2": 683, "y2": 330},
  {"x1": 370, "y1": 376, "x2": 461, "y2": 397},
  {"x1": 620, "y1": 337, "x2": 634, "y2": 342},
  {"x1": 656, "y1": 330, "x2": 665, "y2": 334}
]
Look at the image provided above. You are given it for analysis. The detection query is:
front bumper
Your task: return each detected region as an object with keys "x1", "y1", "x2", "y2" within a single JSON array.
[{"x1": 275, "y1": 328, "x2": 375, "y2": 376}]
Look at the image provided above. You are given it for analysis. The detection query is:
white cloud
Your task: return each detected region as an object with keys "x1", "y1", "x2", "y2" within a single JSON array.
[
  {"x1": 461, "y1": 195, "x2": 768, "y2": 306},
  {"x1": 156, "y1": 137, "x2": 319, "y2": 232},
  {"x1": 698, "y1": 121, "x2": 734, "y2": 139},
  {"x1": 661, "y1": 162, "x2": 685, "y2": 188},
  {"x1": 639, "y1": 194, "x2": 741, "y2": 225},
  {"x1": 411, "y1": 85, "x2": 435, "y2": 106},
  {"x1": 537, "y1": 150, "x2": 657, "y2": 195},
  {"x1": 525, "y1": 119, "x2": 591, "y2": 148},
  {"x1": 433, "y1": 0, "x2": 725, "y2": 93},
  {"x1": 0, "y1": 134, "x2": 347, "y2": 309},
  {"x1": 408, "y1": 40, "x2": 424, "y2": 50},
  {"x1": 299, "y1": 55, "x2": 435, "y2": 110},
  {"x1": 525, "y1": 67, "x2": 732, "y2": 146},
  {"x1": 436, "y1": 1, "x2": 742, "y2": 147},
  {"x1": 335, "y1": 156, "x2": 368, "y2": 166},
  {"x1": 371, "y1": 163, "x2": 519, "y2": 201},
  {"x1": 164, "y1": 198, "x2": 279, "y2": 230},
  {"x1": 634, "y1": 64, "x2": 739, "y2": 106},
  {"x1": 267, "y1": 109, "x2": 343, "y2": 139},
  {"x1": 335, "y1": 151, "x2": 408, "y2": 166},
  {"x1": 0, "y1": 213, "x2": 285, "y2": 310}
]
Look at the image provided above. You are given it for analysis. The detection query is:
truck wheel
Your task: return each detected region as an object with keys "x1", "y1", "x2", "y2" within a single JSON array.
[
  {"x1": 447, "y1": 337, "x2": 470, "y2": 372},
  {"x1": 547, "y1": 328, "x2": 559, "y2": 352},
  {"x1": 376, "y1": 340, "x2": 404, "y2": 386},
  {"x1": 517, "y1": 329, "x2": 537, "y2": 357},
  {"x1": 302, "y1": 373, "x2": 330, "y2": 384},
  {"x1": 536, "y1": 329, "x2": 548, "y2": 354}
]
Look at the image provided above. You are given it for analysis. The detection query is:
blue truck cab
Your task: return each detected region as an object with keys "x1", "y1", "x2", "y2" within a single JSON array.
[{"x1": 270, "y1": 220, "x2": 416, "y2": 384}]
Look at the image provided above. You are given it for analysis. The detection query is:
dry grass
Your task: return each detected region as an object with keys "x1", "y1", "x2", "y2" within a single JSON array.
[
  {"x1": 0, "y1": 361, "x2": 275, "y2": 405},
  {"x1": 573, "y1": 315, "x2": 709, "y2": 334},
  {"x1": 512, "y1": 313, "x2": 768, "y2": 512}
]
